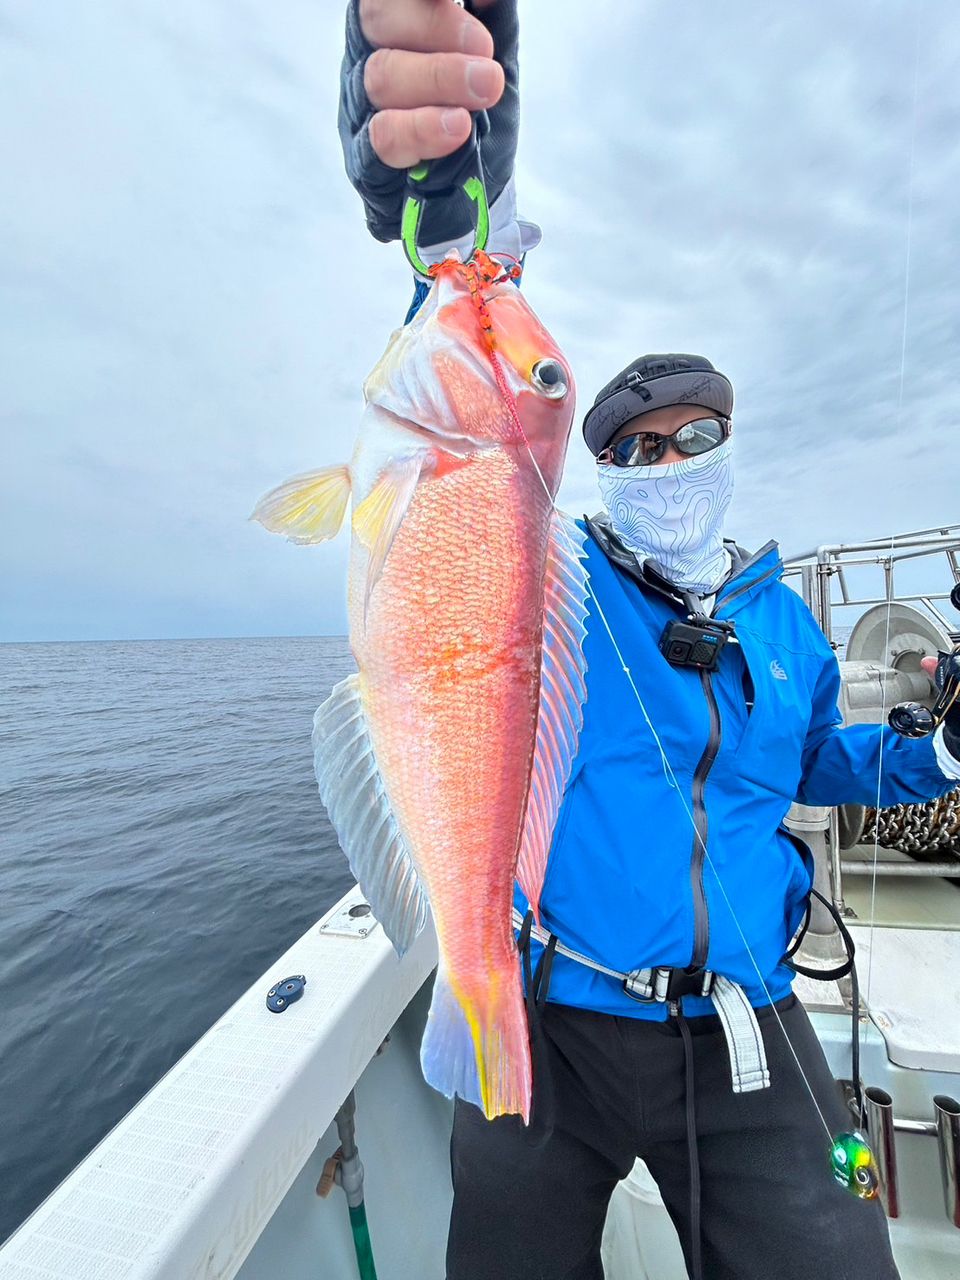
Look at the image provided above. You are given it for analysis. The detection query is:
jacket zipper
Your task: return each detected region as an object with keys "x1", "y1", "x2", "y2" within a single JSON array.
[
  {"x1": 690, "y1": 669, "x2": 722, "y2": 970},
  {"x1": 688, "y1": 560, "x2": 776, "y2": 966}
]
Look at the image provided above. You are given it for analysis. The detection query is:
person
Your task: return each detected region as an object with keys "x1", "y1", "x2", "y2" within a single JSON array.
[{"x1": 338, "y1": 4, "x2": 960, "y2": 1278}]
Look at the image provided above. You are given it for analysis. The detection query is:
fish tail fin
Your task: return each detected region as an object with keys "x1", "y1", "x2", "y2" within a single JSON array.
[{"x1": 420, "y1": 963, "x2": 532, "y2": 1123}]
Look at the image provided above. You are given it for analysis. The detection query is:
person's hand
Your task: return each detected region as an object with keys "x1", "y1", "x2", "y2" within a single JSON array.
[
  {"x1": 360, "y1": 0, "x2": 505, "y2": 170},
  {"x1": 339, "y1": 0, "x2": 521, "y2": 246},
  {"x1": 921, "y1": 651, "x2": 960, "y2": 757}
]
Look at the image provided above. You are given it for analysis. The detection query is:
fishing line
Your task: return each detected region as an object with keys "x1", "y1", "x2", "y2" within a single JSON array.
[
  {"x1": 863, "y1": 542, "x2": 896, "y2": 1041},
  {"x1": 863, "y1": 5, "x2": 922, "y2": 1025},
  {"x1": 449, "y1": 255, "x2": 836, "y2": 1142},
  {"x1": 506, "y1": 356, "x2": 834, "y2": 1141}
]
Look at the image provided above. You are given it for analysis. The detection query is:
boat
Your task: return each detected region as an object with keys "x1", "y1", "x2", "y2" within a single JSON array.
[{"x1": 1, "y1": 525, "x2": 957, "y2": 1280}]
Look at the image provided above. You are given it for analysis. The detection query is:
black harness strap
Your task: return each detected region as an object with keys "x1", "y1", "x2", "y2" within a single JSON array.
[
  {"x1": 782, "y1": 888, "x2": 856, "y2": 983},
  {"x1": 674, "y1": 1006, "x2": 704, "y2": 1280},
  {"x1": 517, "y1": 910, "x2": 558, "y2": 1147}
]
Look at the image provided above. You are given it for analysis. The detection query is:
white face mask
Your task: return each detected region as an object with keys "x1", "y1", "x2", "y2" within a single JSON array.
[{"x1": 596, "y1": 441, "x2": 735, "y2": 594}]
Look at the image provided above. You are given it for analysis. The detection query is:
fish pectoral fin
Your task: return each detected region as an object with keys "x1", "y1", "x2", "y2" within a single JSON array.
[
  {"x1": 251, "y1": 465, "x2": 351, "y2": 544},
  {"x1": 313, "y1": 673, "x2": 429, "y2": 955},
  {"x1": 352, "y1": 454, "x2": 425, "y2": 615},
  {"x1": 516, "y1": 511, "x2": 590, "y2": 922}
]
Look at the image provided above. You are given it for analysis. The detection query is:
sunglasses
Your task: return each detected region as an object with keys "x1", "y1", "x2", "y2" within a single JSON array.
[{"x1": 596, "y1": 416, "x2": 731, "y2": 467}]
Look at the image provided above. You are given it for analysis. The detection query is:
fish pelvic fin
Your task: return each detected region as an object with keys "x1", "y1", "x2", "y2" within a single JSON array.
[
  {"x1": 420, "y1": 963, "x2": 532, "y2": 1123},
  {"x1": 313, "y1": 673, "x2": 429, "y2": 955},
  {"x1": 351, "y1": 454, "x2": 424, "y2": 621},
  {"x1": 251, "y1": 465, "x2": 351, "y2": 545},
  {"x1": 516, "y1": 511, "x2": 590, "y2": 923}
]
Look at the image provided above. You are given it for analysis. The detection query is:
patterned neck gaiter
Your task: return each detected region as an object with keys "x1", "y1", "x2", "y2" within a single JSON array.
[{"x1": 596, "y1": 441, "x2": 735, "y2": 594}]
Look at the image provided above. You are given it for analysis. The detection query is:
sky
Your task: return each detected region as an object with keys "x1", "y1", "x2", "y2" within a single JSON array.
[{"x1": 1, "y1": 0, "x2": 958, "y2": 641}]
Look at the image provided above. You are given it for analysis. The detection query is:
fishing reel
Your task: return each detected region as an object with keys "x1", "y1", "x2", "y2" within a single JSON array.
[
  {"x1": 887, "y1": 701, "x2": 937, "y2": 739},
  {"x1": 887, "y1": 582, "x2": 960, "y2": 739}
]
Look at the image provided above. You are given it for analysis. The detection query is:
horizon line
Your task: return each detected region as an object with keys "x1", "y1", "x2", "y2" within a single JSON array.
[{"x1": 0, "y1": 633, "x2": 350, "y2": 646}]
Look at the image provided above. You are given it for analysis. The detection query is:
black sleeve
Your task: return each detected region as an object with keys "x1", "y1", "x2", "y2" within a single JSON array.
[{"x1": 338, "y1": 0, "x2": 520, "y2": 245}]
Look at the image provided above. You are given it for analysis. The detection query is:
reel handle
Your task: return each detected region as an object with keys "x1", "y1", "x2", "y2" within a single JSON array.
[
  {"x1": 887, "y1": 701, "x2": 936, "y2": 739},
  {"x1": 886, "y1": 579, "x2": 960, "y2": 738}
]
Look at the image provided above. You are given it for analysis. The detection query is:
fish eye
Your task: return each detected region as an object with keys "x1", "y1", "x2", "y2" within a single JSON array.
[
  {"x1": 855, "y1": 1168, "x2": 872, "y2": 1185},
  {"x1": 530, "y1": 359, "x2": 568, "y2": 399}
]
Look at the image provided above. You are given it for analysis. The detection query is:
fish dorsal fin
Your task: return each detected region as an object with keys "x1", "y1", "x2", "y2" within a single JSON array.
[
  {"x1": 251, "y1": 465, "x2": 351, "y2": 544},
  {"x1": 351, "y1": 455, "x2": 424, "y2": 615},
  {"x1": 516, "y1": 512, "x2": 590, "y2": 922},
  {"x1": 313, "y1": 673, "x2": 429, "y2": 954}
]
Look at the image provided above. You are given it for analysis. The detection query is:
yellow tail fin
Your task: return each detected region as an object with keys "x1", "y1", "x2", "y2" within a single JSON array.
[
  {"x1": 420, "y1": 964, "x2": 533, "y2": 1122},
  {"x1": 251, "y1": 465, "x2": 351, "y2": 544}
]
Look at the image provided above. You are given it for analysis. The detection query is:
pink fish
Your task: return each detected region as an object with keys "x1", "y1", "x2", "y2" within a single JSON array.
[{"x1": 253, "y1": 253, "x2": 588, "y2": 1120}]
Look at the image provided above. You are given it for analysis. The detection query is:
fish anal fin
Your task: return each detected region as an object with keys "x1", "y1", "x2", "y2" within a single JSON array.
[
  {"x1": 516, "y1": 512, "x2": 590, "y2": 922},
  {"x1": 313, "y1": 674, "x2": 429, "y2": 954},
  {"x1": 352, "y1": 454, "x2": 424, "y2": 615},
  {"x1": 251, "y1": 465, "x2": 351, "y2": 545}
]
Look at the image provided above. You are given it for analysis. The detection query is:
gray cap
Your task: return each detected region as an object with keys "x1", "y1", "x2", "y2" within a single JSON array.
[{"x1": 582, "y1": 353, "x2": 734, "y2": 457}]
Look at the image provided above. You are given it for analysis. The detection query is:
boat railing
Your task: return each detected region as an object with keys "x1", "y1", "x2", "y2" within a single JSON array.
[
  {"x1": 782, "y1": 525, "x2": 960, "y2": 646},
  {"x1": 781, "y1": 527, "x2": 960, "y2": 916}
]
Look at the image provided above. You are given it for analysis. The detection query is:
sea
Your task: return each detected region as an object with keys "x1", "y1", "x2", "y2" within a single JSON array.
[
  {"x1": 0, "y1": 636, "x2": 356, "y2": 1245},
  {"x1": 0, "y1": 627, "x2": 859, "y2": 1245}
]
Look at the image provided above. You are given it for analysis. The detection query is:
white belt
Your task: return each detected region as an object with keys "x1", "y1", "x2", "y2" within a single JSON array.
[{"x1": 512, "y1": 908, "x2": 770, "y2": 1094}]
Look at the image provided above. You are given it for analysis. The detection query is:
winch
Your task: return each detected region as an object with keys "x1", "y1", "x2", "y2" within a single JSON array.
[{"x1": 836, "y1": 597, "x2": 960, "y2": 858}]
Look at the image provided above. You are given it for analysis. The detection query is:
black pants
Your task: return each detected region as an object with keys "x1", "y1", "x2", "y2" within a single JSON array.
[{"x1": 447, "y1": 997, "x2": 899, "y2": 1280}]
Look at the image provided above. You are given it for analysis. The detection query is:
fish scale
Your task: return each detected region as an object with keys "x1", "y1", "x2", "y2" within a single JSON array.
[{"x1": 360, "y1": 454, "x2": 549, "y2": 970}]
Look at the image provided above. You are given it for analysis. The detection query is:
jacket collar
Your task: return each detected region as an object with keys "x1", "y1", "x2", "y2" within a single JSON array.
[{"x1": 584, "y1": 512, "x2": 782, "y2": 611}]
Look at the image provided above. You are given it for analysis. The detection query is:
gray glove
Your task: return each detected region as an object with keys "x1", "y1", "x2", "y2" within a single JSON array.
[
  {"x1": 933, "y1": 650, "x2": 960, "y2": 760},
  {"x1": 338, "y1": 0, "x2": 521, "y2": 246}
]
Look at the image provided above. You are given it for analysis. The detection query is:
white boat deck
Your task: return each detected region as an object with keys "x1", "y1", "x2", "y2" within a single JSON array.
[{"x1": 2, "y1": 876, "x2": 958, "y2": 1280}]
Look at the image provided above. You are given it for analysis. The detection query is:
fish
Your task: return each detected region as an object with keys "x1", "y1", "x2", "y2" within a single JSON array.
[{"x1": 252, "y1": 251, "x2": 589, "y2": 1121}]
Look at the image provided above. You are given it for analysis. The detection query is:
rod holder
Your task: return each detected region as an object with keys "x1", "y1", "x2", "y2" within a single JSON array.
[
  {"x1": 934, "y1": 1095, "x2": 960, "y2": 1229},
  {"x1": 864, "y1": 1087, "x2": 899, "y2": 1218}
]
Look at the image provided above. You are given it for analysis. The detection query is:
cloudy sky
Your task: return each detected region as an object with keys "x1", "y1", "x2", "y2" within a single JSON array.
[{"x1": 2, "y1": 0, "x2": 957, "y2": 641}]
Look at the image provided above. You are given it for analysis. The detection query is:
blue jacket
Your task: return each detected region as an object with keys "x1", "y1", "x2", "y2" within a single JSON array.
[{"x1": 516, "y1": 525, "x2": 955, "y2": 1020}]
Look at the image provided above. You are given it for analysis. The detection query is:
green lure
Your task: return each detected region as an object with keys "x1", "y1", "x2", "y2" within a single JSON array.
[{"x1": 829, "y1": 1131, "x2": 879, "y2": 1199}]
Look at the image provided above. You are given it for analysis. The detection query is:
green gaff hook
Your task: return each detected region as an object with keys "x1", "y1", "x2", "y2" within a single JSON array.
[{"x1": 400, "y1": 137, "x2": 491, "y2": 277}]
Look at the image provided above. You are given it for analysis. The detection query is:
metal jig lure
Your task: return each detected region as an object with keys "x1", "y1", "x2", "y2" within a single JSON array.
[{"x1": 830, "y1": 1131, "x2": 880, "y2": 1200}]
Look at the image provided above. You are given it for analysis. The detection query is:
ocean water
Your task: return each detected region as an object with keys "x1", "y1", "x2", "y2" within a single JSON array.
[
  {"x1": 0, "y1": 625, "x2": 861, "y2": 1244},
  {"x1": 0, "y1": 637, "x2": 356, "y2": 1244}
]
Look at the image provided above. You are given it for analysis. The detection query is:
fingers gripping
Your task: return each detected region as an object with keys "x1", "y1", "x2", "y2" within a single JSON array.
[
  {"x1": 360, "y1": 0, "x2": 494, "y2": 57},
  {"x1": 340, "y1": 0, "x2": 520, "y2": 245},
  {"x1": 369, "y1": 107, "x2": 473, "y2": 172},
  {"x1": 365, "y1": 48, "x2": 504, "y2": 113}
]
